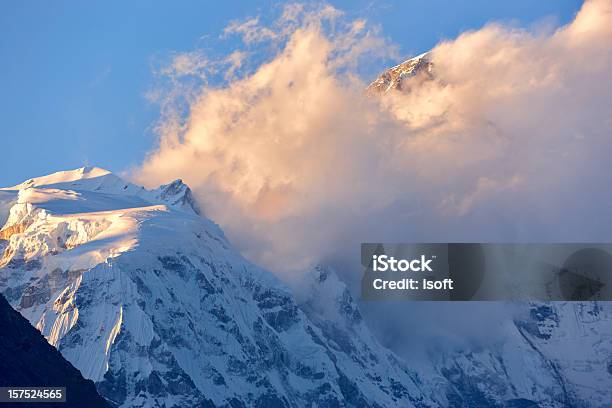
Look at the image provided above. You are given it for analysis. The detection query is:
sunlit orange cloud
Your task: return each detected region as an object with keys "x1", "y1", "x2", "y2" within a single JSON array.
[{"x1": 134, "y1": 0, "x2": 612, "y2": 279}]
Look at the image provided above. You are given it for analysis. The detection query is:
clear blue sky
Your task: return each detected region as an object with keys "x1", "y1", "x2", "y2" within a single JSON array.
[{"x1": 0, "y1": 0, "x2": 582, "y2": 186}]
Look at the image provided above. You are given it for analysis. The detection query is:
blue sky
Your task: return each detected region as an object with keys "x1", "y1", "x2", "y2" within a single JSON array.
[{"x1": 0, "y1": 0, "x2": 582, "y2": 187}]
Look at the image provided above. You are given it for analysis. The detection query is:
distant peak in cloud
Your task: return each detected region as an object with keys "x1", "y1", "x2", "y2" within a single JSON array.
[{"x1": 367, "y1": 52, "x2": 433, "y2": 94}]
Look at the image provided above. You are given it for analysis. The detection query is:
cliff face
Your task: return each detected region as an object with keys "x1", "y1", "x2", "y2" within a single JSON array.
[{"x1": 0, "y1": 293, "x2": 110, "y2": 408}]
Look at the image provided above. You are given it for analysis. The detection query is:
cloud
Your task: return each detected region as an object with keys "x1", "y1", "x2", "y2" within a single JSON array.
[
  {"x1": 161, "y1": 50, "x2": 209, "y2": 79},
  {"x1": 134, "y1": 0, "x2": 612, "y2": 351},
  {"x1": 223, "y1": 17, "x2": 277, "y2": 45},
  {"x1": 136, "y1": 3, "x2": 401, "y2": 272}
]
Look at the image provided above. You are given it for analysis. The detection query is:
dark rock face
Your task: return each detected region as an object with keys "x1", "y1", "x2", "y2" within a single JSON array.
[
  {"x1": 0, "y1": 294, "x2": 110, "y2": 408},
  {"x1": 515, "y1": 304, "x2": 560, "y2": 340}
]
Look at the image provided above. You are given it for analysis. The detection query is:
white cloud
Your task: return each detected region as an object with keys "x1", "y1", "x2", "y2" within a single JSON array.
[{"x1": 135, "y1": 0, "x2": 612, "y2": 286}]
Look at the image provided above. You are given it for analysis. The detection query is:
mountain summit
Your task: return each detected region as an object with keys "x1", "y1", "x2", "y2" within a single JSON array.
[
  {"x1": 1, "y1": 166, "x2": 201, "y2": 217},
  {"x1": 367, "y1": 53, "x2": 433, "y2": 94}
]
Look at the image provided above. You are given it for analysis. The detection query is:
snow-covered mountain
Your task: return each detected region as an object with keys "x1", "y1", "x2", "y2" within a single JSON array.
[
  {"x1": 2, "y1": 56, "x2": 612, "y2": 407},
  {"x1": 0, "y1": 167, "x2": 441, "y2": 407}
]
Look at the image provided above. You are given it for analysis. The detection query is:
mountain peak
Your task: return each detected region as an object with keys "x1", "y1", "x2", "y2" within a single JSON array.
[
  {"x1": 367, "y1": 52, "x2": 433, "y2": 94},
  {"x1": 151, "y1": 178, "x2": 202, "y2": 215},
  {"x1": 4, "y1": 167, "x2": 112, "y2": 191},
  {"x1": 0, "y1": 167, "x2": 201, "y2": 216}
]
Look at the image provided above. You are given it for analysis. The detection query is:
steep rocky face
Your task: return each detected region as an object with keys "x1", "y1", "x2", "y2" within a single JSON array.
[
  {"x1": 296, "y1": 266, "x2": 446, "y2": 407},
  {"x1": 0, "y1": 294, "x2": 110, "y2": 408},
  {"x1": 0, "y1": 168, "x2": 438, "y2": 408},
  {"x1": 153, "y1": 179, "x2": 201, "y2": 215}
]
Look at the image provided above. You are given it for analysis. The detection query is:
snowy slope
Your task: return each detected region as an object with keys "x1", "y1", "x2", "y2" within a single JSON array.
[{"x1": 0, "y1": 167, "x2": 437, "y2": 407}]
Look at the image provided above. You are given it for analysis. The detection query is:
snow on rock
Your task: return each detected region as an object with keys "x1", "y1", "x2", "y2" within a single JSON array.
[
  {"x1": 367, "y1": 52, "x2": 434, "y2": 94},
  {"x1": 296, "y1": 265, "x2": 447, "y2": 407},
  {"x1": 150, "y1": 179, "x2": 202, "y2": 216},
  {"x1": 429, "y1": 302, "x2": 612, "y2": 407}
]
